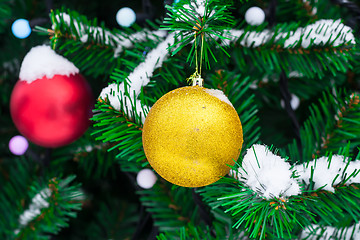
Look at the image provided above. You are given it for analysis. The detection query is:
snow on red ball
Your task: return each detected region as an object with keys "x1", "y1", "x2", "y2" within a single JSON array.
[{"x1": 10, "y1": 74, "x2": 93, "y2": 148}]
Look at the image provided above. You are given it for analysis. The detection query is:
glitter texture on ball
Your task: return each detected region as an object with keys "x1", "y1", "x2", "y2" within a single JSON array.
[{"x1": 142, "y1": 86, "x2": 243, "y2": 187}]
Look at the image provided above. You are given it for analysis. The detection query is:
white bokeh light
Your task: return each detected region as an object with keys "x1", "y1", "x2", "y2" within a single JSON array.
[
  {"x1": 9, "y1": 135, "x2": 29, "y2": 155},
  {"x1": 11, "y1": 19, "x2": 32, "y2": 39},
  {"x1": 116, "y1": 7, "x2": 136, "y2": 27},
  {"x1": 245, "y1": 7, "x2": 265, "y2": 26},
  {"x1": 136, "y1": 169, "x2": 157, "y2": 189}
]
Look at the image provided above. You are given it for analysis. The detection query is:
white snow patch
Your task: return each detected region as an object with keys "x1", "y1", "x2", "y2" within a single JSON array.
[
  {"x1": 295, "y1": 155, "x2": 360, "y2": 192},
  {"x1": 295, "y1": 155, "x2": 346, "y2": 192},
  {"x1": 285, "y1": 19, "x2": 355, "y2": 48},
  {"x1": 288, "y1": 71, "x2": 304, "y2": 78},
  {"x1": 232, "y1": 144, "x2": 360, "y2": 198},
  {"x1": 204, "y1": 88, "x2": 234, "y2": 108},
  {"x1": 99, "y1": 83, "x2": 123, "y2": 111},
  {"x1": 99, "y1": 83, "x2": 149, "y2": 123},
  {"x1": 342, "y1": 160, "x2": 360, "y2": 184},
  {"x1": 126, "y1": 33, "x2": 175, "y2": 98},
  {"x1": 114, "y1": 30, "x2": 167, "y2": 58},
  {"x1": 222, "y1": 19, "x2": 354, "y2": 49},
  {"x1": 19, "y1": 45, "x2": 79, "y2": 83},
  {"x1": 221, "y1": 29, "x2": 245, "y2": 46},
  {"x1": 53, "y1": 12, "x2": 166, "y2": 58},
  {"x1": 15, "y1": 188, "x2": 51, "y2": 234},
  {"x1": 240, "y1": 30, "x2": 271, "y2": 47},
  {"x1": 304, "y1": 19, "x2": 354, "y2": 48},
  {"x1": 234, "y1": 144, "x2": 300, "y2": 199},
  {"x1": 180, "y1": 0, "x2": 214, "y2": 18},
  {"x1": 301, "y1": 222, "x2": 360, "y2": 240}
]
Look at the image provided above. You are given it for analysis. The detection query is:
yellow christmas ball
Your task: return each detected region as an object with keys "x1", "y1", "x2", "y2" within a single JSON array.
[{"x1": 142, "y1": 86, "x2": 243, "y2": 187}]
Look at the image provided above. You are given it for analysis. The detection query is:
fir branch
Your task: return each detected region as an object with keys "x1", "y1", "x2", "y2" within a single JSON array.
[
  {"x1": 48, "y1": 9, "x2": 166, "y2": 54},
  {"x1": 142, "y1": 56, "x2": 188, "y2": 106},
  {"x1": 83, "y1": 199, "x2": 139, "y2": 239},
  {"x1": 138, "y1": 182, "x2": 202, "y2": 233},
  {"x1": 330, "y1": 0, "x2": 360, "y2": 31},
  {"x1": 276, "y1": 0, "x2": 318, "y2": 23},
  {"x1": 157, "y1": 224, "x2": 217, "y2": 240},
  {"x1": 0, "y1": 0, "x2": 12, "y2": 33},
  {"x1": 287, "y1": 90, "x2": 360, "y2": 162},
  {"x1": 303, "y1": 184, "x2": 360, "y2": 227},
  {"x1": 0, "y1": 158, "x2": 37, "y2": 238},
  {"x1": 38, "y1": 9, "x2": 166, "y2": 79},
  {"x1": 199, "y1": 176, "x2": 314, "y2": 240},
  {"x1": 199, "y1": 144, "x2": 360, "y2": 239},
  {"x1": 192, "y1": 188, "x2": 215, "y2": 236},
  {"x1": 227, "y1": 19, "x2": 356, "y2": 79},
  {"x1": 286, "y1": 71, "x2": 347, "y2": 101},
  {"x1": 301, "y1": 221, "x2": 360, "y2": 239},
  {"x1": 91, "y1": 98, "x2": 145, "y2": 172},
  {"x1": 15, "y1": 176, "x2": 83, "y2": 239},
  {"x1": 98, "y1": 33, "x2": 175, "y2": 125},
  {"x1": 49, "y1": 9, "x2": 124, "y2": 48},
  {"x1": 162, "y1": 0, "x2": 235, "y2": 69},
  {"x1": 51, "y1": 131, "x2": 118, "y2": 179}
]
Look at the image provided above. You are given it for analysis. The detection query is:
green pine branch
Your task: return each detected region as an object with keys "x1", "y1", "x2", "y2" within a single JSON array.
[
  {"x1": 0, "y1": 158, "x2": 37, "y2": 238},
  {"x1": 230, "y1": 21, "x2": 355, "y2": 79},
  {"x1": 142, "y1": 56, "x2": 188, "y2": 106},
  {"x1": 139, "y1": 182, "x2": 202, "y2": 233},
  {"x1": 157, "y1": 224, "x2": 216, "y2": 240},
  {"x1": 196, "y1": 144, "x2": 360, "y2": 239},
  {"x1": 198, "y1": 174, "x2": 314, "y2": 240},
  {"x1": 81, "y1": 199, "x2": 139, "y2": 239},
  {"x1": 276, "y1": 0, "x2": 318, "y2": 23},
  {"x1": 162, "y1": 0, "x2": 235, "y2": 69},
  {"x1": 51, "y1": 130, "x2": 119, "y2": 179},
  {"x1": 287, "y1": 90, "x2": 360, "y2": 162},
  {"x1": 92, "y1": 97, "x2": 146, "y2": 172},
  {"x1": 37, "y1": 8, "x2": 165, "y2": 79},
  {"x1": 0, "y1": 0, "x2": 12, "y2": 33},
  {"x1": 14, "y1": 176, "x2": 83, "y2": 239}
]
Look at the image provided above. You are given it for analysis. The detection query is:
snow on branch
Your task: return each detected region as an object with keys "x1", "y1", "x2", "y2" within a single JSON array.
[
  {"x1": 300, "y1": 222, "x2": 360, "y2": 240},
  {"x1": 222, "y1": 19, "x2": 355, "y2": 48},
  {"x1": 99, "y1": 33, "x2": 175, "y2": 123},
  {"x1": 295, "y1": 155, "x2": 360, "y2": 192},
  {"x1": 15, "y1": 188, "x2": 51, "y2": 234},
  {"x1": 231, "y1": 144, "x2": 300, "y2": 199},
  {"x1": 53, "y1": 12, "x2": 167, "y2": 58},
  {"x1": 178, "y1": 0, "x2": 214, "y2": 18},
  {"x1": 232, "y1": 144, "x2": 360, "y2": 200}
]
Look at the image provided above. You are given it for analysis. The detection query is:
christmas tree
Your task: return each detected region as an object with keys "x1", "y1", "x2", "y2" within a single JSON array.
[{"x1": 1, "y1": 0, "x2": 360, "y2": 239}]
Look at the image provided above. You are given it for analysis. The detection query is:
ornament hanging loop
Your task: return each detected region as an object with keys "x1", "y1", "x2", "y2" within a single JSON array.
[
  {"x1": 192, "y1": 75, "x2": 203, "y2": 86},
  {"x1": 186, "y1": 72, "x2": 204, "y2": 87},
  {"x1": 187, "y1": 18, "x2": 204, "y2": 87}
]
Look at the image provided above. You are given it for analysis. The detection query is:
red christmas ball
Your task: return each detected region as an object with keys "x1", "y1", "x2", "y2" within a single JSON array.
[{"x1": 10, "y1": 74, "x2": 93, "y2": 148}]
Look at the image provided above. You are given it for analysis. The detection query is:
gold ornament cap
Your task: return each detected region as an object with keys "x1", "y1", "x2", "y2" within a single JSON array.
[{"x1": 142, "y1": 86, "x2": 243, "y2": 187}]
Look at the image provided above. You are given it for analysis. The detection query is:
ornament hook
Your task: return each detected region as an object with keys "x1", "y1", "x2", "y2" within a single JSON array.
[
  {"x1": 186, "y1": 23, "x2": 205, "y2": 87},
  {"x1": 186, "y1": 72, "x2": 203, "y2": 87},
  {"x1": 192, "y1": 75, "x2": 203, "y2": 87}
]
